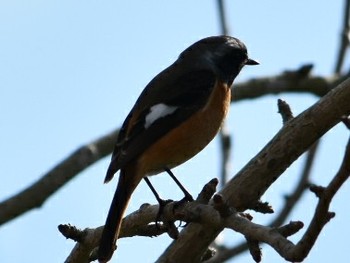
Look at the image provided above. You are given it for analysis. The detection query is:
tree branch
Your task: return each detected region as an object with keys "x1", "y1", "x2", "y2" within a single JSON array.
[
  {"x1": 157, "y1": 77, "x2": 350, "y2": 262},
  {"x1": 205, "y1": 141, "x2": 318, "y2": 263},
  {"x1": 0, "y1": 129, "x2": 118, "y2": 226},
  {"x1": 232, "y1": 65, "x2": 337, "y2": 101},
  {"x1": 60, "y1": 75, "x2": 350, "y2": 262},
  {"x1": 61, "y1": 179, "x2": 219, "y2": 263},
  {"x1": 270, "y1": 141, "x2": 318, "y2": 228},
  {"x1": 165, "y1": 137, "x2": 349, "y2": 263},
  {"x1": 291, "y1": 136, "x2": 350, "y2": 260},
  {"x1": 334, "y1": 0, "x2": 350, "y2": 74}
]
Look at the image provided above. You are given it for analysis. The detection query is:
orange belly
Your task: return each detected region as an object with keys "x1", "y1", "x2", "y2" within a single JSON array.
[{"x1": 138, "y1": 81, "x2": 231, "y2": 175}]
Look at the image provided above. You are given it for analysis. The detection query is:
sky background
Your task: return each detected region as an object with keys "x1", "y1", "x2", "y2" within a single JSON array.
[{"x1": 1, "y1": 1, "x2": 349, "y2": 262}]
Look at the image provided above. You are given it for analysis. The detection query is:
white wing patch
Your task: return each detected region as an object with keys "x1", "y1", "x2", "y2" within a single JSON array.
[{"x1": 145, "y1": 103, "x2": 177, "y2": 129}]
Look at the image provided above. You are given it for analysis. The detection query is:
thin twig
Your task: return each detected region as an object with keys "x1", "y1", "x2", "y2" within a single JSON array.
[
  {"x1": 284, "y1": 136, "x2": 350, "y2": 260},
  {"x1": 335, "y1": 0, "x2": 350, "y2": 74},
  {"x1": 216, "y1": 0, "x2": 231, "y2": 188},
  {"x1": 270, "y1": 141, "x2": 319, "y2": 227},
  {"x1": 277, "y1": 99, "x2": 294, "y2": 124},
  {"x1": 216, "y1": 0, "x2": 229, "y2": 35},
  {"x1": 218, "y1": 127, "x2": 232, "y2": 188},
  {"x1": 207, "y1": 128, "x2": 319, "y2": 263}
]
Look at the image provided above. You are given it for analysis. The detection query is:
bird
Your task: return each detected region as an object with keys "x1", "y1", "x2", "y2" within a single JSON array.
[{"x1": 98, "y1": 35, "x2": 258, "y2": 262}]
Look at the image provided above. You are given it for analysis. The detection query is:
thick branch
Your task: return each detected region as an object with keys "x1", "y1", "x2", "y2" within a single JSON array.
[
  {"x1": 222, "y1": 77, "x2": 350, "y2": 210},
  {"x1": 208, "y1": 137, "x2": 319, "y2": 263},
  {"x1": 157, "y1": 77, "x2": 350, "y2": 262}
]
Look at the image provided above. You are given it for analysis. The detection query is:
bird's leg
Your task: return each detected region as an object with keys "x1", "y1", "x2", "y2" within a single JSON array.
[
  {"x1": 143, "y1": 177, "x2": 172, "y2": 229},
  {"x1": 164, "y1": 168, "x2": 194, "y2": 203},
  {"x1": 144, "y1": 169, "x2": 193, "y2": 229},
  {"x1": 164, "y1": 168, "x2": 194, "y2": 227}
]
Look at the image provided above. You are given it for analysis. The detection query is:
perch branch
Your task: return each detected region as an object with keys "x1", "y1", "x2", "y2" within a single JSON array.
[{"x1": 156, "y1": 77, "x2": 350, "y2": 262}]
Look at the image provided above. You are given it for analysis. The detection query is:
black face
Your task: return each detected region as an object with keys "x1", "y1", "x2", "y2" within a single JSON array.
[
  {"x1": 179, "y1": 36, "x2": 256, "y2": 83},
  {"x1": 213, "y1": 46, "x2": 247, "y2": 76}
]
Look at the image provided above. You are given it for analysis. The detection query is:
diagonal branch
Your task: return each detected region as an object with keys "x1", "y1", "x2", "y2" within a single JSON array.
[
  {"x1": 60, "y1": 77, "x2": 350, "y2": 263},
  {"x1": 157, "y1": 77, "x2": 350, "y2": 263},
  {"x1": 0, "y1": 129, "x2": 118, "y2": 226},
  {"x1": 291, "y1": 136, "x2": 350, "y2": 259},
  {"x1": 206, "y1": 141, "x2": 319, "y2": 263},
  {"x1": 270, "y1": 141, "x2": 318, "y2": 227}
]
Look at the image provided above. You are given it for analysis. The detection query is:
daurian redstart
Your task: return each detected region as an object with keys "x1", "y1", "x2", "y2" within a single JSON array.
[{"x1": 98, "y1": 35, "x2": 258, "y2": 262}]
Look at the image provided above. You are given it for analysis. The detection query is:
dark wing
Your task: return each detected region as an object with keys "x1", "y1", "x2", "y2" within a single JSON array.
[{"x1": 104, "y1": 69, "x2": 216, "y2": 182}]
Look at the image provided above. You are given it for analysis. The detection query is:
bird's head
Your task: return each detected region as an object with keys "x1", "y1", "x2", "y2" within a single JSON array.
[{"x1": 179, "y1": 36, "x2": 259, "y2": 83}]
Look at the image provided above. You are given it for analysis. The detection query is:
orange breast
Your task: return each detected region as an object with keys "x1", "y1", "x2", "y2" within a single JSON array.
[{"x1": 138, "y1": 81, "x2": 231, "y2": 175}]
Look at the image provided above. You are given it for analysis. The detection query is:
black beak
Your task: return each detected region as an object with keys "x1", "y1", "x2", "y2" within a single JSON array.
[{"x1": 245, "y1": 58, "x2": 259, "y2": 66}]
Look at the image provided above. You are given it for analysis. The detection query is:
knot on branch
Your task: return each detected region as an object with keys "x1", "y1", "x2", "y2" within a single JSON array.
[
  {"x1": 251, "y1": 200, "x2": 274, "y2": 214},
  {"x1": 58, "y1": 224, "x2": 84, "y2": 242},
  {"x1": 309, "y1": 184, "x2": 325, "y2": 198},
  {"x1": 246, "y1": 237, "x2": 262, "y2": 263},
  {"x1": 276, "y1": 221, "x2": 304, "y2": 237},
  {"x1": 282, "y1": 64, "x2": 314, "y2": 80},
  {"x1": 278, "y1": 99, "x2": 294, "y2": 124},
  {"x1": 213, "y1": 194, "x2": 235, "y2": 218}
]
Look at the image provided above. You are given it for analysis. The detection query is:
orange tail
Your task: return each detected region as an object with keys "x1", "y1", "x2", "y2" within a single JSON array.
[{"x1": 98, "y1": 166, "x2": 141, "y2": 262}]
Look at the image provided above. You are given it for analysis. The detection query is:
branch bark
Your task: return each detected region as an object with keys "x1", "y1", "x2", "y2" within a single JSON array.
[
  {"x1": 156, "y1": 77, "x2": 350, "y2": 262},
  {"x1": 208, "y1": 141, "x2": 319, "y2": 263},
  {"x1": 58, "y1": 77, "x2": 350, "y2": 263}
]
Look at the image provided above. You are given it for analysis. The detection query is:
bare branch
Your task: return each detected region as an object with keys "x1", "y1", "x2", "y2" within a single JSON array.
[
  {"x1": 335, "y1": 0, "x2": 350, "y2": 74},
  {"x1": 59, "y1": 224, "x2": 85, "y2": 243},
  {"x1": 62, "y1": 179, "x2": 219, "y2": 263},
  {"x1": 157, "y1": 77, "x2": 350, "y2": 263},
  {"x1": 277, "y1": 99, "x2": 294, "y2": 124},
  {"x1": 216, "y1": 0, "x2": 229, "y2": 35},
  {"x1": 0, "y1": 129, "x2": 118, "y2": 226},
  {"x1": 246, "y1": 237, "x2": 261, "y2": 263},
  {"x1": 62, "y1": 133, "x2": 349, "y2": 263},
  {"x1": 290, "y1": 136, "x2": 350, "y2": 260},
  {"x1": 251, "y1": 200, "x2": 274, "y2": 214},
  {"x1": 218, "y1": 126, "x2": 232, "y2": 188},
  {"x1": 270, "y1": 141, "x2": 319, "y2": 227},
  {"x1": 207, "y1": 136, "x2": 319, "y2": 263},
  {"x1": 232, "y1": 66, "x2": 337, "y2": 101},
  {"x1": 223, "y1": 77, "x2": 350, "y2": 211}
]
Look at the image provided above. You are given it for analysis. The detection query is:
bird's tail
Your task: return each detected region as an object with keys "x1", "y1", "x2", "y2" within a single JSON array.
[{"x1": 98, "y1": 166, "x2": 140, "y2": 262}]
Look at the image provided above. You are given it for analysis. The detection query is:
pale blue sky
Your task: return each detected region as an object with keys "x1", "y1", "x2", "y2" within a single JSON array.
[{"x1": 1, "y1": 1, "x2": 348, "y2": 262}]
